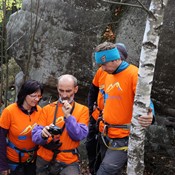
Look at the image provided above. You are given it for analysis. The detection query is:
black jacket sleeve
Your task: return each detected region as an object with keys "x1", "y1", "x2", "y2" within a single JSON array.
[
  {"x1": 0, "y1": 127, "x2": 9, "y2": 172},
  {"x1": 88, "y1": 83, "x2": 99, "y2": 115}
]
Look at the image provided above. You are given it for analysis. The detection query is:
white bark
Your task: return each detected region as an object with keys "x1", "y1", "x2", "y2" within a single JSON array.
[{"x1": 127, "y1": 0, "x2": 169, "y2": 175}]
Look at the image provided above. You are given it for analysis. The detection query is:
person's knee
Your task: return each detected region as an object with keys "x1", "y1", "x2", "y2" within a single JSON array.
[{"x1": 60, "y1": 163, "x2": 80, "y2": 175}]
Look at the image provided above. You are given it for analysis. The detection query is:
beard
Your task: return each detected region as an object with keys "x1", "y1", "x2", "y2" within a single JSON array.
[{"x1": 58, "y1": 96, "x2": 74, "y2": 104}]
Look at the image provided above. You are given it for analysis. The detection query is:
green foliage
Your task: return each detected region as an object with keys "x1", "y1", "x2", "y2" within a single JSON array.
[
  {"x1": 1, "y1": 58, "x2": 21, "y2": 86},
  {"x1": 0, "y1": 0, "x2": 22, "y2": 110},
  {"x1": 0, "y1": 58, "x2": 21, "y2": 112},
  {"x1": 0, "y1": 0, "x2": 22, "y2": 23}
]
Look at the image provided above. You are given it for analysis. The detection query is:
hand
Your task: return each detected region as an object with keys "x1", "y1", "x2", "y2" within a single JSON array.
[
  {"x1": 41, "y1": 124, "x2": 53, "y2": 138},
  {"x1": 138, "y1": 109, "x2": 153, "y2": 127},
  {"x1": 62, "y1": 100, "x2": 72, "y2": 118},
  {"x1": 1, "y1": 169, "x2": 10, "y2": 175}
]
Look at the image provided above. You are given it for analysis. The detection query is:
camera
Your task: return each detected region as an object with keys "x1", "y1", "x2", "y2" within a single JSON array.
[{"x1": 48, "y1": 125, "x2": 62, "y2": 135}]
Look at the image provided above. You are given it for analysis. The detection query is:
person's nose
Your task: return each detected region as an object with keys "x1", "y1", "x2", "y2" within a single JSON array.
[
  {"x1": 32, "y1": 95, "x2": 42, "y2": 101},
  {"x1": 62, "y1": 92, "x2": 68, "y2": 98},
  {"x1": 35, "y1": 97, "x2": 40, "y2": 100}
]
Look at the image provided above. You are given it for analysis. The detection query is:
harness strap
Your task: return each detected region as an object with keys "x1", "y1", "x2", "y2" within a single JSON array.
[
  {"x1": 101, "y1": 122, "x2": 129, "y2": 151},
  {"x1": 103, "y1": 120, "x2": 131, "y2": 130},
  {"x1": 101, "y1": 134, "x2": 128, "y2": 151},
  {"x1": 101, "y1": 120, "x2": 130, "y2": 136},
  {"x1": 43, "y1": 140, "x2": 62, "y2": 150},
  {"x1": 95, "y1": 107, "x2": 103, "y2": 130},
  {"x1": 42, "y1": 147, "x2": 79, "y2": 174},
  {"x1": 61, "y1": 148, "x2": 79, "y2": 155},
  {"x1": 37, "y1": 150, "x2": 78, "y2": 174},
  {"x1": 46, "y1": 101, "x2": 76, "y2": 162},
  {"x1": 7, "y1": 140, "x2": 38, "y2": 163},
  {"x1": 43, "y1": 140, "x2": 79, "y2": 161},
  {"x1": 7, "y1": 140, "x2": 38, "y2": 153},
  {"x1": 104, "y1": 122, "x2": 131, "y2": 129},
  {"x1": 51, "y1": 148, "x2": 79, "y2": 156}
]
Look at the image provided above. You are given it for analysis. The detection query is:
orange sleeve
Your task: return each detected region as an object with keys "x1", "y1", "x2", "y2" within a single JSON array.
[
  {"x1": 0, "y1": 107, "x2": 11, "y2": 129},
  {"x1": 92, "y1": 67, "x2": 103, "y2": 87}
]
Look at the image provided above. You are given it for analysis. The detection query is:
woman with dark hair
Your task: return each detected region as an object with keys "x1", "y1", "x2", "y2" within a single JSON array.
[{"x1": 0, "y1": 80, "x2": 43, "y2": 175}]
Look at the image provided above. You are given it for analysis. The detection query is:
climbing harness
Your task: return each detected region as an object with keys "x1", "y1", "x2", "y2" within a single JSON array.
[
  {"x1": 39, "y1": 101, "x2": 79, "y2": 174},
  {"x1": 100, "y1": 120, "x2": 130, "y2": 151}
]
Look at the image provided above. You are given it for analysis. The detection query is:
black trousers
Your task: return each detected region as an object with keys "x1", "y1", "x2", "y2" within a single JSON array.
[
  {"x1": 9, "y1": 161, "x2": 36, "y2": 175},
  {"x1": 86, "y1": 116, "x2": 101, "y2": 174}
]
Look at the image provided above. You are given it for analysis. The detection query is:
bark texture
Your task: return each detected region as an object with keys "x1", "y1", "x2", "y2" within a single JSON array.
[{"x1": 127, "y1": 0, "x2": 169, "y2": 174}]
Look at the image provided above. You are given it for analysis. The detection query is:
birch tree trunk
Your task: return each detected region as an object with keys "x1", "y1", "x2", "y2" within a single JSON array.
[{"x1": 127, "y1": 0, "x2": 169, "y2": 174}]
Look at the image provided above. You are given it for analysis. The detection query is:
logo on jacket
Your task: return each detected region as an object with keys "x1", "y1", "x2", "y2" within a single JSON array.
[
  {"x1": 20, "y1": 123, "x2": 37, "y2": 135},
  {"x1": 106, "y1": 82, "x2": 122, "y2": 92}
]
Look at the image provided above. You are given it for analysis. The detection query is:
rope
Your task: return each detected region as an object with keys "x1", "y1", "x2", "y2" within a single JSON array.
[{"x1": 101, "y1": 134, "x2": 128, "y2": 151}]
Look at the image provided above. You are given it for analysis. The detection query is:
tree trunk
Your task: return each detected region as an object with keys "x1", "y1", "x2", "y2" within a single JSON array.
[
  {"x1": 1, "y1": 0, "x2": 8, "y2": 107},
  {"x1": 24, "y1": 0, "x2": 41, "y2": 81},
  {"x1": 127, "y1": 0, "x2": 169, "y2": 175}
]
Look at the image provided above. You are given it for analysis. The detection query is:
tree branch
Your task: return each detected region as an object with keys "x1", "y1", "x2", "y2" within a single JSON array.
[
  {"x1": 102, "y1": 0, "x2": 157, "y2": 20},
  {"x1": 6, "y1": 32, "x2": 26, "y2": 51},
  {"x1": 136, "y1": 0, "x2": 157, "y2": 20},
  {"x1": 102, "y1": 0, "x2": 142, "y2": 8}
]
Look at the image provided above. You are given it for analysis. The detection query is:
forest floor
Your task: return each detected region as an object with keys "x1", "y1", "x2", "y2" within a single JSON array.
[{"x1": 79, "y1": 156, "x2": 175, "y2": 175}]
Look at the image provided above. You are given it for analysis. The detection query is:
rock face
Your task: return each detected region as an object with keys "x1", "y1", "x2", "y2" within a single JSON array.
[
  {"x1": 114, "y1": 1, "x2": 175, "y2": 174},
  {"x1": 7, "y1": 0, "x2": 175, "y2": 115},
  {"x1": 115, "y1": 0, "x2": 175, "y2": 118},
  {"x1": 152, "y1": 0, "x2": 175, "y2": 117},
  {"x1": 7, "y1": 0, "x2": 112, "y2": 102},
  {"x1": 6, "y1": 0, "x2": 175, "y2": 174}
]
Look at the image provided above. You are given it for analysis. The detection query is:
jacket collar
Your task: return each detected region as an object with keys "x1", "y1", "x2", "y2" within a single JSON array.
[{"x1": 112, "y1": 61, "x2": 129, "y2": 74}]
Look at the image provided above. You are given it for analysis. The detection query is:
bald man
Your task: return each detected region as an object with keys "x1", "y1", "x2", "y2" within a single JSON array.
[{"x1": 32, "y1": 74, "x2": 89, "y2": 175}]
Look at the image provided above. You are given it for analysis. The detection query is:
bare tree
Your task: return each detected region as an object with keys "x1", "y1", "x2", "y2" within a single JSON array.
[
  {"x1": 0, "y1": 30, "x2": 4, "y2": 106},
  {"x1": 0, "y1": 0, "x2": 8, "y2": 107},
  {"x1": 0, "y1": 0, "x2": 41, "y2": 108},
  {"x1": 24, "y1": 0, "x2": 41, "y2": 81},
  {"x1": 127, "y1": 0, "x2": 169, "y2": 174},
  {"x1": 0, "y1": 0, "x2": 22, "y2": 108}
]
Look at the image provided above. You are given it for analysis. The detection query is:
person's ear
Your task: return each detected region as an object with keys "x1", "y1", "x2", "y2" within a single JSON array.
[
  {"x1": 74, "y1": 86, "x2": 78, "y2": 94},
  {"x1": 56, "y1": 85, "x2": 59, "y2": 92}
]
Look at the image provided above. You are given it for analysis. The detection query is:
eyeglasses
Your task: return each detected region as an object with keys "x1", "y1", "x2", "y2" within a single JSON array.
[{"x1": 29, "y1": 94, "x2": 42, "y2": 100}]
